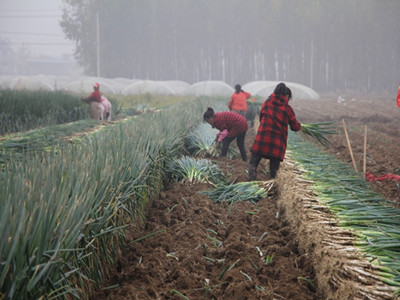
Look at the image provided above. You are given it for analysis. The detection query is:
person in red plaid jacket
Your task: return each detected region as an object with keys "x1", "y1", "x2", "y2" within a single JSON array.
[
  {"x1": 203, "y1": 107, "x2": 248, "y2": 161},
  {"x1": 248, "y1": 82, "x2": 301, "y2": 180}
]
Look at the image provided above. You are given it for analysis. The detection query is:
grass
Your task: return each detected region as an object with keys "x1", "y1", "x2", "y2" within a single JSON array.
[{"x1": 0, "y1": 98, "x2": 211, "y2": 299}]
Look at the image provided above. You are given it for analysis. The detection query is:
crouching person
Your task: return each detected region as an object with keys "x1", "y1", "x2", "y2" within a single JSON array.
[
  {"x1": 81, "y1": 82, "x2": 104, "y2": 120},
  {"x1": 203, "y1": 107, "x2": 248, "y2": 162}
]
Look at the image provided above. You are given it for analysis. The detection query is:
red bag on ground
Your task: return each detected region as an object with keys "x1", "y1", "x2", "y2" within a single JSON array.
[{"x1": 365, "y1": 172, "x2": 400, "y2": 182}]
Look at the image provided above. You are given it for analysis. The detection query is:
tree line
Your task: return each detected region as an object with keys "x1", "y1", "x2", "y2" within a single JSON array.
[{"x1": 61, "y1": 0, "x2": 400, "y2": 94}]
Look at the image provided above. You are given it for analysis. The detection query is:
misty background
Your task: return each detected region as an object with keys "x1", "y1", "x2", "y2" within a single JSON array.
[{"x1": 1, "y1": 0, "x2": 400, "y2": 95}]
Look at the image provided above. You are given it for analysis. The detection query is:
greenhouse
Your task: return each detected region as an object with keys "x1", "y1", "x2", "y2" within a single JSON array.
[
  {"x1": 183, "y1": 80, "x2": 234, "y2": 97},
  {"x1": 243, "y1": 80, "x2": 321, "y2": 100},
  {"x1": 122, "y1": 80, "x2": 176, "y2": 95}
]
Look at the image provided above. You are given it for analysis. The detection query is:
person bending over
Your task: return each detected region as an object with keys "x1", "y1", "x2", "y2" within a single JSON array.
[{"x1": 203, "y1": 107, "x2": 248, "y2": 162}]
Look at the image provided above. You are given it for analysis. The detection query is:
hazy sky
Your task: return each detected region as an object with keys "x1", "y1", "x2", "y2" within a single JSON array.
[{"x1": 0, "y1": 0, "x2": 75, "y2": 57}]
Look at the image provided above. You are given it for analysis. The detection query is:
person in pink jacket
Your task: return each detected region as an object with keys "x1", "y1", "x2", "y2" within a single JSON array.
[
  {"x1": 228, "y1": 84, "x2": 251, "y2": 117},
  {"x1": 100, "y1": 93, "x2": 112, "y2": 121}
]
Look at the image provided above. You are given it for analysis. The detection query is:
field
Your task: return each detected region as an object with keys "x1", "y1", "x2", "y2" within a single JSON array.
[
  {"x1": 2, "y1": 93, "x2": 400, "y2": 300},
  {"x1": 92, "y1": 96, "x2": 400, "y2": 299},
  {"x1": 293, "y1": 95, "x2": 400, "y2": 203}
]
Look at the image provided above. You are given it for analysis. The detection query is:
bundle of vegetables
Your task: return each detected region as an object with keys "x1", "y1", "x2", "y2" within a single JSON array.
[
  {"x1": 200, "y1": 181, "x2": 272, "y2": 205},
  {"x1": 166, "y1": 155, "x2": 227, "y2": 185},
  {"x1": 288, "y1": 132, "x2": 400, "y2": 294},
  {"x1": 185, "y1": 123, "x2": 238, "y2": 159},
  {"x1": 301, "y1": 121, "x2": 337, "y2": 147}
]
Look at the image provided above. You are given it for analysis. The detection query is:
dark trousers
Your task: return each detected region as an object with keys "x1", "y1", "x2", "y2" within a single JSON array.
[
  {"x1": 221, "y1": 131, "x2": 247, "y2": 161},
  {"x1": 248, "y1": 152, "x2": 280, "y2": 180}
]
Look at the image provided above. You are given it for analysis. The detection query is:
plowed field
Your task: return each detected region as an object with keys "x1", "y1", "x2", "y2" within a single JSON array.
[{"x1": 93, "y1": 95, "x2": 400, "y2": 300}]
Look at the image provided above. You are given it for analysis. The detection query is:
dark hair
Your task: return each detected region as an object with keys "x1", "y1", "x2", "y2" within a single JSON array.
[
  {"x1": 286, "y1": 87, "x2": 292, "y2": 100},
  {"x1": 273, "y1": 82, "x2": 287, "y2": 96},
  {"x1": 203, "y1": 107, "x2": 215, "y2": 121},
  {"x1": 235, "y1": 84, "x2": 241, "y2": 94}
]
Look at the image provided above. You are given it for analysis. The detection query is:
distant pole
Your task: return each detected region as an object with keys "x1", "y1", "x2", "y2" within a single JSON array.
[
  {"x1": 310, "y1": 39, "x2": 313, "y2": 89},
  {"x1": 363, "y1": 125, "x2": 367, "y2": 176},
  {"x1": 96, "y1": 10, "x2": 100, "y2": 77}
]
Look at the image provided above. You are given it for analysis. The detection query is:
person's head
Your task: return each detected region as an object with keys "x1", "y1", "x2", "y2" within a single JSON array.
[
  {"x1": 93, "y1": 82, "x2": 100, "y2": 90},
  {"x1": 234, "y1": 84, "x2": 241, "y2": 94},
  {"x1": 273, "y1": 82, "x2": 287, "y2": 96},
  {"x1": 203, "y1": 107, "x2": 215, "y2": 125}
]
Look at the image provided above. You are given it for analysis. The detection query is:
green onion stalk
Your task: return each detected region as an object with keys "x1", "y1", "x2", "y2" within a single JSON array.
[
  {"x1": 200, "y1": 181, "x2": 268, "y2": 205},
  {"x1": 0, "y1": 98, "x2": 210, "y2": 299},
  {"x1": 301, "y1": 121, "x2": 337, "y2": 147},
  {"x1": 287, "y1": 132, "x2": 400, "y2": 294},
  {"x1": 166, "y1": 155, "x2": 227, "y2": 185}
]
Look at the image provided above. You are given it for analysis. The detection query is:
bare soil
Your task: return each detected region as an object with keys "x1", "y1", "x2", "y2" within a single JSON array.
[
  {"x1": 93, "y1": 95, "x2": 400, "y2": 300},
  {"x1": 292, "y1": 95, "x2": 400, "y2": 204}
]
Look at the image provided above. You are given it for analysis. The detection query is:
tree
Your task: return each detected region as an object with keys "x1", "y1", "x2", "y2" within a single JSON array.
[{"x1": 60, "y1": 0, "x2": 400, "y2": 94}]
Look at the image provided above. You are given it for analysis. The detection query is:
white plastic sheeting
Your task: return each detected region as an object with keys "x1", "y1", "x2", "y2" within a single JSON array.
[
  {"x1": 61, "y1": 78, "x2": 117, "y2": 95},
  {"x1": 163, "y1": 80, "x2": 191, "y2": 95},
  {"x1": 122, "y1": 80, "x2": 176, "y2": 95},
  {"x1": 183, "y1": 80, "x2": 234, "y2": 97},
  {"x1": 243, "y1": 81, "x2": 320, "y2": 100},
  {"x1": 0, "y1": 76, "x2": 320, "y2": 99},
  {"x1": 1, "y1": 76, "x2": 54, "y2": 91}
]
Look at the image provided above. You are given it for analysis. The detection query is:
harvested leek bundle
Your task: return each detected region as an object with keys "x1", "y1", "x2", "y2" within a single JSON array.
[
  {"x1": 185, "y1": 123, "x2": 216, "y2": 156},
  {"x1": 301, "y1": 122, "x2": 336, "y2": 147},
  {"x1": 185, "y1": 123, "x2": 238, "y2": 159},
  {"x1": 166, "y1": 155, "x2": 227, "y2": 185},
  {"x1": 200, "y1": 181, "x2": 274, "y2": 205},
  {"x1": 288, "y1": 132, "x2": 400, "y2": 292}
]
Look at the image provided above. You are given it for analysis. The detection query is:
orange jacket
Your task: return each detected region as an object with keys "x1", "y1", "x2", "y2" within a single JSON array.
[{"x1": 228, "y1": 91, "x2": 251, "y2": 112}]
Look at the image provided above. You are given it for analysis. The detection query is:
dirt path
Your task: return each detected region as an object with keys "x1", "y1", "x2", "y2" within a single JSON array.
[
  {"x1": 93, "y1": 96, "x2": 400, "y2": 299},
  {"x1": 92, "y1": 130, "x2": 323, "y2": 300},
  {"x1": 292, "y1": 96, "x2": 400, "y2": 204}
]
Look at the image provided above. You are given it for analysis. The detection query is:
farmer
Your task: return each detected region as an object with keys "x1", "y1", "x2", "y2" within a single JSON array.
[
  {"x1": 245, "y1": 97, "x2": 259, "y2": 128},
  {"x1": 203, "y1": 107, "x2": 248, "y2": 162},
  {"x1": 100, "y1": 93, "x2": 112, "y2": 121},
  {"x1": 228, "y1": 84, "x2": 251, "y2": 117},
  {"x1": 81, "y1": 82, "x2": 104, "y2": 120},
  {"x1": 248, "y1": 82, "x2": 301, "y2": 180}
]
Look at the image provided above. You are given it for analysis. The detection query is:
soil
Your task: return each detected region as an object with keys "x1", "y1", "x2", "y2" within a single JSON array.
[
  {"x1": 292, "y1": 95, "x2": 400, "y2": 204},
  {"x1": 92, "y1": 95, "x2": 400, "y2": 300}
]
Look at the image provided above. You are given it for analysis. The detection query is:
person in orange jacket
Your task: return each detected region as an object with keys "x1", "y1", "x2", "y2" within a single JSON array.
[{"x1": 228, "y1": 84, "x2": 251, "y2": 117}]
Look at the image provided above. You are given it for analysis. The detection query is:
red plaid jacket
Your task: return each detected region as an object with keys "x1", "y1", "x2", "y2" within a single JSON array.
[
  {"x1": 251, "y1": 94, "x2": 301, "y2": 161},
  {"x1": 212, "y1": 111, "x2": 248, "y2": 138}
]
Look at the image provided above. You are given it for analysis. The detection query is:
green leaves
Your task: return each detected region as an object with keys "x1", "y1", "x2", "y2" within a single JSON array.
[
  {"x1": 301, "y1": 121, "x2": 337, "y2": 147},
  {"x1": 0, "y1": 99, "x2": 208, "y2": 299},
  {"x1": 166, "y1": 156, "x2": 227, "y2": 185},
  {"x1": 288, "y1": 132, "x2": 400, "y2": 291},
  {"x1": 200, "y1": 181, "x2": 270, "y2": 205}
]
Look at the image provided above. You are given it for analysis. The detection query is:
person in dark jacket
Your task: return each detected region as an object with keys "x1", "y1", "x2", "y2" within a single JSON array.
[
  {"x1": 203, "y1": 107, "x2": 248, "y2": 161},
  {"x1": 245, "y1": 98, "x2": 259, "y2": 128},
  {"x1": 248, "y1": 82, "x2": 301, "y2": 180}
]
